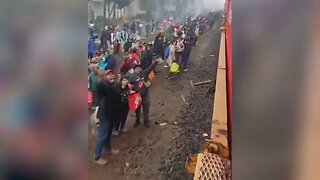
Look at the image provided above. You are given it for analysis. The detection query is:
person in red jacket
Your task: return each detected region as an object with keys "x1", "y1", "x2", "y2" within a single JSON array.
[
  {"x1": 128, "y1": 48, "x2": 140, "y2": 65},
  {"x1": 119, "y1": 56, "x2": 134, "y2": 76}
]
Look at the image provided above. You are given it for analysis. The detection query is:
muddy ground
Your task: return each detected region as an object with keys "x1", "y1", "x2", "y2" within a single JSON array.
[{"x1": 89, "y1": 19, "x2": 221, "y2": 180}]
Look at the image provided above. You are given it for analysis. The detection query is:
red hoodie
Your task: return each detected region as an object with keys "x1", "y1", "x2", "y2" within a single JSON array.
[{"x1": 129, "y1": 53, "x2": 140, "y2": 65}]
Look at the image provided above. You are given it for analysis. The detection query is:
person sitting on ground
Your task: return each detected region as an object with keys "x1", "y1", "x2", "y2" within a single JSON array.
[{"x1": 129, "y1": 59, "x2": 160, "y2": 128}]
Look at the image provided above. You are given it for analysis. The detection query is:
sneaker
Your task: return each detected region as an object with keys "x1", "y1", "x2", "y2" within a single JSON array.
[
  {"x1": 120, "y1": 128, "x2": 128, "y2": 134},
  {"x1": 112, "y1": 131, "x2": 120, "y2": 137},
  {"x1": 164, "y1": 65, "x2": 168, "y2": 68},
  {"x1": 93, "y1": 158, "x2": 107, "y2": 166},
  {"x1": 105, "y1": 149, "x2": 120, "y2": 155},
  {"x1": 184, "y1": 68, "x2": 189, "y2": 72}
]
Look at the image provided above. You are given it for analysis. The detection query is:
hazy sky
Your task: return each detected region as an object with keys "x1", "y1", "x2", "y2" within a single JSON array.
[{"x1": 203, "y1": 0, "x2": 225, "y2": 11}]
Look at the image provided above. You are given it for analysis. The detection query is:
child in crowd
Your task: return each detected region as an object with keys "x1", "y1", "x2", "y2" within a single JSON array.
[{"x1": 113, "y1": 76, "x2": 131, "y2": 136}]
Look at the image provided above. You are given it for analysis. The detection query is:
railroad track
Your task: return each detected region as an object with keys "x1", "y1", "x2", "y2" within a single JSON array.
[{"x1": 186, "y1": 14, "x2": 232, "y2": 179}]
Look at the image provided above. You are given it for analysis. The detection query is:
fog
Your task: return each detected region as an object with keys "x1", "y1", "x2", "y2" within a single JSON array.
[{"x1": 203, "y1": 0, "x2": 225, "y2": 11}]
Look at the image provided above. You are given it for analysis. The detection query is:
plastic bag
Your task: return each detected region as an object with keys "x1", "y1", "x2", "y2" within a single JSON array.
[
  {"x1": 148, "y1": 70, "x2": 155, "y2": 80},
  {"x1": 170, "y1": 62, "x2": 180, "y2": 73},
  {"x1": 128, "y1": 85, "x2": 142, "y2": 112},
  {"x1": 88, "y1": 91, "x2": 93, "y2": 105}
]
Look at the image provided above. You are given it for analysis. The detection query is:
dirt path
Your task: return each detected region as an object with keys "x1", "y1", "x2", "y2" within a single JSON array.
[{"x1": 89, "y1": 20, "x2": 221, "y2": 180}]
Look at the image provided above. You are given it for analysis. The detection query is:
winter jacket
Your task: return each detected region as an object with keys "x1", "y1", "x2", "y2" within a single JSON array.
[
  {"x1": 97, "y1": 80, "x2": 120, "y2": 120},
  {"x1": 129, "y1": 62, "x2": 157, "y2": 97},
  {"x1": 140, "y1": 49, "x2": 153, "y2": 70},
  {"x1": 105, "y1": 55, "x2": 116, "y2": 71},
  {"x1": 88, "y1": 39, "x2": 95, "y2": 53},
  {"x1": 120, "y1": 61, "x2": 133, "y2": 75}
]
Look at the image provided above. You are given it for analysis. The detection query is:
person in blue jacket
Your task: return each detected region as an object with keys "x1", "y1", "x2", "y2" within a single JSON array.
[{"x1": 88, "y1": 37, "x2": 96, "y2": 60}]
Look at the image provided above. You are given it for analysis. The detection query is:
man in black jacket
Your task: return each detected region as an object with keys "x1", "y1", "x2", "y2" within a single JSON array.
[
  {"x1": 140, "y1": 44, "x2": 153, "y2": 70},
  {"x1": 181, "y1": 36, "x2": 193, "y2": 72},
  {"x1": 129, "y1": 59, "x2": 159, "y2": 128},
  {"x1": 93, "y1": 70, "x2": 120, "y2": 165}
]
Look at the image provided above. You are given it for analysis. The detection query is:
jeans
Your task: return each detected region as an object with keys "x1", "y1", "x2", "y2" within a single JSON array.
[
  {"x1": 114, "y1": 107, "x2": 129, "y2": 131},
  {"x1": 94, "y1": 118, "x2": 114, "y2": 160},
  {"x1": 181, "y1": 51, "x2": 192, "y2": 70},
  {"x1": 135, "y1": 94, "x2": 150, "y2": 124}
]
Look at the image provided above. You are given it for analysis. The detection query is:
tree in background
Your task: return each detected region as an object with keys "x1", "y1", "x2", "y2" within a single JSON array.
[{"x1": 117, "y1": 0, "x2": 132, "y2": 9}]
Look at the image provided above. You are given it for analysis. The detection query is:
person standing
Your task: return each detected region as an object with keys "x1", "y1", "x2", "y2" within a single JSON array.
[
  {"x1": 120, "y1": 56, "x2": 134, "y2": 77},
  {"x1": 181, "y1": 36, "x2": 193, "y2": 72},
  {"x1": 140, "y1": 44, "x2": 153, "y2": 70},
  {"x1": 129, "y1": 60, "x2": 159, "y2": 128},
  {"x1": 88, "y1": 64, "x2": 100, "y2": 108},
  {"x1": 88, "y1": 37, "x2": 96, "y2": 60},
  {"x1": 145, "y1": 23, "x2": 151, "y2": 37},
  {"x1": 154, "y1": 33, "x2": 165, "y2": 60},
  {"x1": 93, "y1": 70, "x2": 119, "y2": 165},
  {"x1": 165, "y1": 40, "x2": 176, "y2": 68},
  {"x1": 151, "y1": 20, "x2": 155, "y2": 33},
  {"x1": 113, "y1": 76, "x2": 131, "y2": 136},
  {"x1": 175, "y1": 37, "x2": 185, "y2": 65}
]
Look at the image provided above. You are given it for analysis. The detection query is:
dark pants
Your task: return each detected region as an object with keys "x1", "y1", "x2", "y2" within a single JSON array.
[
  {"x1": 88, "y1": 52, "x2": 94, "y2": 60},
  {"x1": 175, "y1": 52, "x2": 183, "y2": 65},
  {"x1": 181, "y1": 50, "x2": 192, "y2": 70},
  {"x1": 94, "y1": 118, "x2": 114, "y2": 160},
  {"x1": 114, "y1": 107, "x2": 129, "y2": 131},
  {"x1": 135, "y1": 94, "x2": 150, "y2": 124}
]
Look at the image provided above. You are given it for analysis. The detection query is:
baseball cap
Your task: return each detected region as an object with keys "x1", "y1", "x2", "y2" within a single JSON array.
[
  {"x1": 133, "y1": 64, "x2": 142, "y2": 69},
  {"x1": 105, "y1": 69, "x2": 114, "y2": 75}
]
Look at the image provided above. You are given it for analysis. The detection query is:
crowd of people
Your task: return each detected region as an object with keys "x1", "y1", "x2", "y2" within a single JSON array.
[{"x1": 88, "y1": 16, "x2": 211, "y2": 165}]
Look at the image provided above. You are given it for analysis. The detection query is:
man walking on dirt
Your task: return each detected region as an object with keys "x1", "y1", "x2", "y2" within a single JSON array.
[{"x1": 129, "y1": 59, "x2": 159, "y2": 128}]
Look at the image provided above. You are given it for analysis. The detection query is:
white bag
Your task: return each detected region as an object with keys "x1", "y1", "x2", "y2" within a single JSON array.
[{"x1": 90, "y1": 106, "x2": 99, "y2": 125}]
